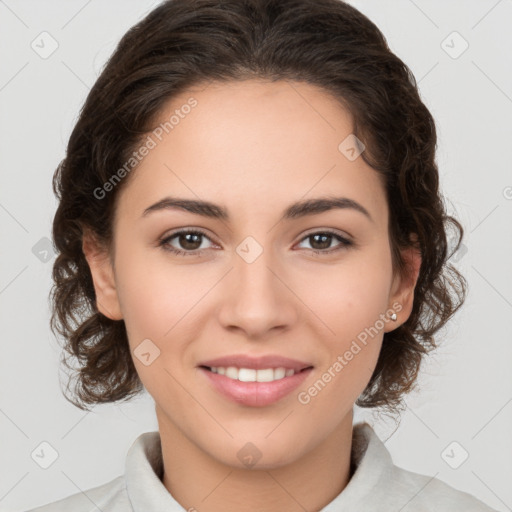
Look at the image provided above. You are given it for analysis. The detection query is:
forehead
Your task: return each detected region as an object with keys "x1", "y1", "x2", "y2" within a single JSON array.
[{"x1": 115, "y1": 79, "x2": 387, "y2": 228}]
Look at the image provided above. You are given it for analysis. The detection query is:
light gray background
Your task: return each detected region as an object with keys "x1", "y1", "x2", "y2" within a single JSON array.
[{"x1": 1, "y1": 1, "x2": 511, "y2": 511}]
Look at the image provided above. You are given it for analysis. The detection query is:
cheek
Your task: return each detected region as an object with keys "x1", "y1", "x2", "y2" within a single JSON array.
[
  {"x1": 300, "y1": 247, "x2": 391, "y2": 393},
  {"x1": 113, "y1": 247, "x2": 214, "y2": 393},
  {"x1": 115, "y1": 245, "x2": 204, "y2": 338},
  {"x1": 306, "y1": 248, "x2": 392, "y2": 336}
]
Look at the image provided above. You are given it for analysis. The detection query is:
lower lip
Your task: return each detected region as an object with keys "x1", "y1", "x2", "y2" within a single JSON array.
[{"x1": 199, "y1": 367, "x2": 313, "y2": 407}]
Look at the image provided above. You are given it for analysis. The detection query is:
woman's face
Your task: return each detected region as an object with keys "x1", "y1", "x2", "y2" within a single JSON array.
[{"x1": 85, "y1": 79, "x2": 419, "y2": 469}]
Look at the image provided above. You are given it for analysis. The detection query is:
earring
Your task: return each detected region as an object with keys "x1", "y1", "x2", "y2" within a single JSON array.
[{"x1": 390, "y1": 312, "x2": 397, "y2": 321}]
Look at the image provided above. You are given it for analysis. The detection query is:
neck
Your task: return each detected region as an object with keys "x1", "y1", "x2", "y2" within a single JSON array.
[{"x1": 157, "y1": 408, "x2": 354, "y2": 512}]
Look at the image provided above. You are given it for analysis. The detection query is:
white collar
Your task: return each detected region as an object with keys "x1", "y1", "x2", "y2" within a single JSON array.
[{"x1": 124, "y1": 422, "x2": 389, "y2": 511}]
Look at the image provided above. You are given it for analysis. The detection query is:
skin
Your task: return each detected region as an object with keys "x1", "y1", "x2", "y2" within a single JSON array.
[{"x1": 83, "y1": 79, "x2": 421, "y2": 512}]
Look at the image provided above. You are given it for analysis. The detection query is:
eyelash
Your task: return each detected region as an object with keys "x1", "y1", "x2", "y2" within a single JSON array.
[{"x1": 158, "y1": 228, "x2": 353, "y2": 257}]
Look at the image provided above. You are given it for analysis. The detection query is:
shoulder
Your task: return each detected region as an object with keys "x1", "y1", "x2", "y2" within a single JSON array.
[
  {"x1": 347, "y1": 423, "x2": 499, "y2": 512},
  {"x1": 25, "y1": 475, "x2": 130, "y2": 512},
  {"x1": 389, "y1": 464, "x2": 499, "y2": 512}
]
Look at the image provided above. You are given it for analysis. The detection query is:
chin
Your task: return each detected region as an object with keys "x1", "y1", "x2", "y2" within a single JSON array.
[{"x1": 210, "y1": 436, "x2": 303, "y2": 471}]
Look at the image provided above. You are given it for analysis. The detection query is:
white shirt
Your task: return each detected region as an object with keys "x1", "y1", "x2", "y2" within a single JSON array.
[{"x1": 27, "y1": 422, "x2": 498, "y2": 511}]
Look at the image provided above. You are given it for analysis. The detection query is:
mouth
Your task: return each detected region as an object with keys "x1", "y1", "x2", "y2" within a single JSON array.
[
  {"x1": 199, "y1": 365, "x2": 313, "y2": 383},
  {"x1": 197, "y1": 360, "x2": 314, "y2": 407}
]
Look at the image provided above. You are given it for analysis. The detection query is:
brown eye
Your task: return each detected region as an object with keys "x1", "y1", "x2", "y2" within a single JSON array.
[
  {"x1": 175, "y1": 232, "x2": 203, "y2": 250},
  {"x1": 159, "y1": 229, "x2": 214, "y2": 256},
  {"x1": 297, "y1": 231, "x2": 353, "y2": 254}
]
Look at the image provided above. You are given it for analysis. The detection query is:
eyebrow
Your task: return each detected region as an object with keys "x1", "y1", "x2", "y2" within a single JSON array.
[{"x1": 141, "y1": 195, "x2": 373, "y2": 223}]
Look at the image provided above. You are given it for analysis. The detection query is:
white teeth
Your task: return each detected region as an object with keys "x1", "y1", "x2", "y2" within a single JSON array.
[
  {"x1": 238, "y1": 368, "x2": 257, "y2": 382},
  {"x1": 225, "y1": 366, "x2": 238, "y2": 379},
  {"x1": 209, "y1": 366, "x2": 299, "y2": 382},
  {"x1": 274, "y1": 367, "x2": 286, "y2": 380},
  {"x1": 256, "y1": 369, "x2": 274, "y2": 382}
]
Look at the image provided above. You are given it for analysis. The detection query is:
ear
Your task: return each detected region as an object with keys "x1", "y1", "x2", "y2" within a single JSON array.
[
  {"x1": 384, "y1": 239, "x2": 422, "y2": 332},
  {"x1": 82, "y1": 228, "x2": 123, "y2": 321}
]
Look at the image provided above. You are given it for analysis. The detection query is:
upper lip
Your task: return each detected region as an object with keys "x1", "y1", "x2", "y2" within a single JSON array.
[{"x1": 198, "y1": 354, "x2": 313, "y2": 371}]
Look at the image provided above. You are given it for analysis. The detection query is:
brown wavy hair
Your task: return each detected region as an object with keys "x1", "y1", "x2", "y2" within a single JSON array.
[{"x1": 50, "y1": 0, "x2": 466, "y2": 414}]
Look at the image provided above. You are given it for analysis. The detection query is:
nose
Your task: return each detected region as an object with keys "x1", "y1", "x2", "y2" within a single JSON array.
[{"x1": 216, "y1": 243, "x2": 299, "y2": 339}]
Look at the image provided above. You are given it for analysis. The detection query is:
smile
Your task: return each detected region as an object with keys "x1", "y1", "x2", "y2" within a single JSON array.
[
  {"x1": 205, "y1": 366, "x2": 305, "y2": 382},
  {"x1": 199, "y1": 366, "x2": 314, "y2": 407}
]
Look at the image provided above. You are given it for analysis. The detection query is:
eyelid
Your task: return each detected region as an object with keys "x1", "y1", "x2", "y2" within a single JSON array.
[
  {"x1": 160, "y1": 227, "x2": 352, "y2": 246},
  {"x1": 299, "y1": 227, "x2": 353, "y2": 242},
  {"x1": 294, "y1": 229, "x2": 354, "y2": 253},
  {"x1": 159, "y1": 226, "x2": 354, "y2": 257},
  {"x1": 161, "y1": 227, "x2": 217, "y2": 243},
  {"x1": 158, "y1": 227, "x2": 219, "y2": 255}
]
